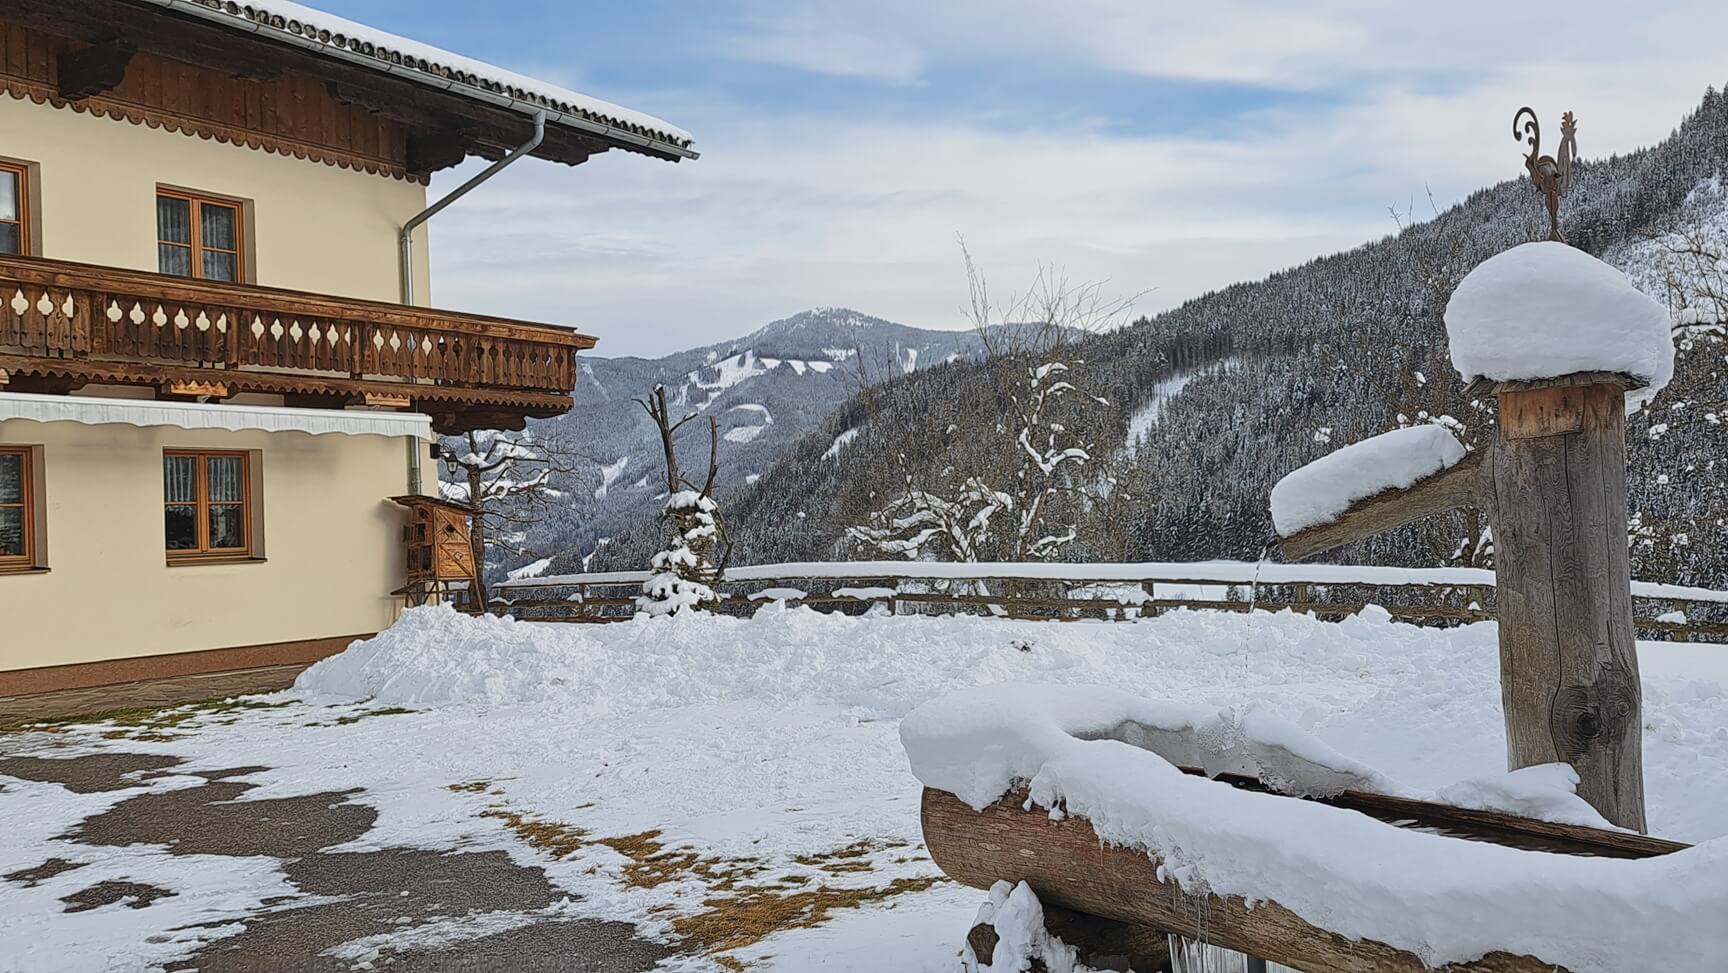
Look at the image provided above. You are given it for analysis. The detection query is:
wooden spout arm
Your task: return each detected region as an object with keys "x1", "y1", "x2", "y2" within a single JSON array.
[{"x1": 1276, "y1": 448, "x2": 1491, "y2": 561}]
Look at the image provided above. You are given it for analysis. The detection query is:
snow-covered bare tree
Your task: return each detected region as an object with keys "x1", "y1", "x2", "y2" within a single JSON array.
[
  {"x1": 1624, "y1": 188, "x2": 1728, "y2": 582},
  {"x1": 439, "y1": 427, "x2": 586, "y2": 606},
  {"x1": 848, "y1": 242, "x2": 1138, "y2": 562},
  {"x1": 635, "y1": 384, "x2": 731, "y2": 616},
  {"x1": 1310, "y1": 195, "x2": 1497, "y2": 568}
]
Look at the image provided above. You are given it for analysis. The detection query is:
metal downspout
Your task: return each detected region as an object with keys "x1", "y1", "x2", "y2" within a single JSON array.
[
  {"x1": 407, "y1": 436, "x2": 424, "y2": 495},
  {"x1": 399, "y1": 110, "x2": 546, "y2": 305}
]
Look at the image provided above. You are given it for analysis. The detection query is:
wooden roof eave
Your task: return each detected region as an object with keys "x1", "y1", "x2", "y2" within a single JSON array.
[{"x1": 12, "y1": 0, "x2": 694, "y2": 167}]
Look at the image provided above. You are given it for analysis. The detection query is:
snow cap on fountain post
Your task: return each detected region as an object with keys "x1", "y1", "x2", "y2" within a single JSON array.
[
  {"x1": 1443, "y1": 240, "x2": 1673, "y2": 406},
  {"x1": 1436, "y1": 230, "x2": 1674, "y2": 834}
]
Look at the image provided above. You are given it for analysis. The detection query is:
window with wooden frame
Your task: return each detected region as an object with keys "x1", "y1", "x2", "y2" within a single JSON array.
[
  {"x1": 156, "y1": 189, "x2": 244, "y2": 282},
  {"x1": 0, "y1": 446, "x2": 36, "y2": 571},
  {"x1": 163, "y1": 450, "x2": 253, "y2": 560},
  {"x1": 0, "y1": 445, "x2": 39, "y2": 573},
  {"x1": 0, "y1": 161, "x2": 28, "y2": 257}
]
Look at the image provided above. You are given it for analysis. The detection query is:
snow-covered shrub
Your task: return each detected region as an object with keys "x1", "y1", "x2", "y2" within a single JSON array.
[{"x1": 637, "y1": 490, "x2": 724, "y2": 617}]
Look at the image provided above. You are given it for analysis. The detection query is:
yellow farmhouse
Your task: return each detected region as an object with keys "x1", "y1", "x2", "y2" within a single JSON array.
[{"x1": 0, "y1": 0, "x2": 694, "y2": 712}]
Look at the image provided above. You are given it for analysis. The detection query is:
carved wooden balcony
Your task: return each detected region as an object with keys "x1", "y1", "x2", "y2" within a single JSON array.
[{"x1": 0, "y1": 254, "x2": 594, "y2": 432}]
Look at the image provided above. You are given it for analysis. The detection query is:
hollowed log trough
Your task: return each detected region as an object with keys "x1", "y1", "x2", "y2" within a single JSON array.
[{"x1": 922, "y1": 773, "x2": 1687, "y2": 973}]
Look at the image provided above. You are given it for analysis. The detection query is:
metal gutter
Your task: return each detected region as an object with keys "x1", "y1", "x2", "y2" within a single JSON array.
[
  {"x1": 132, "y1": 0, "x2": 698, "y2": 160},
  {"x1": 399, "y1": 110, "x2": 545, "y2": 305}
]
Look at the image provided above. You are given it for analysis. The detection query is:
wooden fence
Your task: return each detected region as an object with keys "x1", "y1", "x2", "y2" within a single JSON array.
[{"x1": 489, "y1": 561, "x2": 1728, "y2": 643}]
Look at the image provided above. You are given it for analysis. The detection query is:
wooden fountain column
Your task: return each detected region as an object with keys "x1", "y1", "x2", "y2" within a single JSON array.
[
  {"x1": 1276, "y1": 367, "x2": 1650, "y2": 832},
  {"x1": 1488, "y1": 373, "x2": 1645, "y2": 832}
]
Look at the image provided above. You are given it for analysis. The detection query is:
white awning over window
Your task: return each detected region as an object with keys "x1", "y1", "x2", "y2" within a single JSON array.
[{"x1": 0, "y1": 392, "x2": 433, "y2": 440}]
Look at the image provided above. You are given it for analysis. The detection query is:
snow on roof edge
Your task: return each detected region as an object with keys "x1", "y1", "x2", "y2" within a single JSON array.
[{"x1": 162, "y1": 0, "x2": 695, "y2": 154}]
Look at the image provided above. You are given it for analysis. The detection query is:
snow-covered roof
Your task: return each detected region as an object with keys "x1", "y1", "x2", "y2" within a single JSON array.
[
  {"x1": 1444, "y1": 242, "x2": 1672, "y2": 400},
  {"x1": 153, "y1": 0, "x2": 695, "y2": 158}
]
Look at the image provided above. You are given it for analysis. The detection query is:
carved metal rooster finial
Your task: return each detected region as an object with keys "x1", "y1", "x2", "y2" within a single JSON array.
[{"x1": 1514, "y1": 107, "x2": 1577, "y2": 243}]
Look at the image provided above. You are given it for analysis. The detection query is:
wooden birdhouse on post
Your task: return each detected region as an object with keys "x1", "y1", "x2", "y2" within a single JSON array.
[
  {"x1": 1271, "y1": 115, "x2": 1673, "y2": 833},
  {"x1": 390, "y1": 494, "x2": 481, "y2": 611}
]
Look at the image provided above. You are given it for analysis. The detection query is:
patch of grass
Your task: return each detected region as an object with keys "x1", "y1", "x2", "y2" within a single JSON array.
[
  {"x1": 330, "y1": 706, "x2": 416, "y2": 726},
  {"x1": 594, "y1": 830, "x2": 766, "y2": 891},
  {"x1": 817, "y1": 860, "x2": 875, "y2": 874},
  {"x1": 469, "y1": 802, "x2": 941, "y2": 962},
  {"x1": 672, "y1": 876, "x2": 946, "y2": 954},
  {"x1": 300, "y1": 705, "x2": 418, "y2": 728},
  {"x1": 479, "y1": 809, "x2": 591, "y2": 859},
  {"x1": 1, "y1": 697, "x2": 293, "y2": 736},
  {"x1": 447, "y1": 780, "x2": 492, "y2": 794},
  {"x1": 597, "y1": 830, "x2": 690, "y2": 888},
  {"x1": 792, "y1": 839, "x2": 910, "y2": 874}
]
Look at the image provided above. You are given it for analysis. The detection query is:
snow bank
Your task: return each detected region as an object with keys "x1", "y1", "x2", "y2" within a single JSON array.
[
  {"x1": 902, "y1": 683, "x2": 1728, "y2": 972},
  {"x1": 1270, "y1": 426, "x2": 1466, "y2": 537},
  {"x1": 1445, "y1": 242, "x2": 1674, "y2": 402},
  {"x1": 294, "y1": 605, "x2": 1728, "y2": 842},
  {"x1": 297, "y1": 603, "x2": 1465, "y2": 717}
]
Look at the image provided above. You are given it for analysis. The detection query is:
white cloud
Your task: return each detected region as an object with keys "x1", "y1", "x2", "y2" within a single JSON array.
[
  {"x1": 713, "y1": 12, "x2": 926, "y2": 86},
  {"x1": 426, "y1": 3, "x2": 1728, "y2": 357},
  {"x1": 712, "y1": 0, "x2": 1722, "y2": 89}
]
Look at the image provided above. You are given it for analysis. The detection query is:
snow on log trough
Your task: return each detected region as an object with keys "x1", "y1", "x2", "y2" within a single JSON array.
[
  {"x1": 904, "y1": 684, "x2": 1719, "y2": 973},
  {"x1": 1445, "y1": 241, "x2": 1674, "y2": 405}
]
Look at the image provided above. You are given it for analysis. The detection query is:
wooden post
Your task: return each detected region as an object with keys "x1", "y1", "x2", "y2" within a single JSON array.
[
  {"x1": 1489, "y1": 377, "x2": 1645, "y2": 832},
  {"x1": 1272, "y1": 375, "x2": 1649, "y2": 832}
]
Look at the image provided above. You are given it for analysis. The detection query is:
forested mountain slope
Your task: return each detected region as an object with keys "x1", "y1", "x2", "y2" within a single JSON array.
[
  {"x1": 579, "y1": 88, "x2": 1728, "y2": 587},
  {"x1": 489, "y1": 308, "x2": 987, "y2": 576}
]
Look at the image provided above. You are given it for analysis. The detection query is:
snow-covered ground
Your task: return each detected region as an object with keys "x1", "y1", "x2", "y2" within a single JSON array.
[{"x1": 4, "y1": 605, "x2": 1727, "y2": 971}]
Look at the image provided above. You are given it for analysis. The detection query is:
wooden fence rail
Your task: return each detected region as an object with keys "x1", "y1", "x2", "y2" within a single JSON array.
[{"x1": 488, "y1": 561, "x2": 1728, "y2": 642}]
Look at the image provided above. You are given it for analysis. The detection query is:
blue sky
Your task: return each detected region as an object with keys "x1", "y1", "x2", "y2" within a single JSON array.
[{"x1": 318, "y1": 1, "x2": 1728, "y2": 357}]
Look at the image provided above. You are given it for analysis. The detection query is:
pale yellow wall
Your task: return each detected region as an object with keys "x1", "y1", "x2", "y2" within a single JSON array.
[
  {"x1": 0, "y1": 94, "x2": 432, "y2": 304},
  {"x1": 0, "y1": 418, "x2": 417, "y2": 670}
]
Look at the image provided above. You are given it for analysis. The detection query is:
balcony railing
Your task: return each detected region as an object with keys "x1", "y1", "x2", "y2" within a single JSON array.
[{"x1": 0, "y1": 255, "x2": 593, "y2": 403}]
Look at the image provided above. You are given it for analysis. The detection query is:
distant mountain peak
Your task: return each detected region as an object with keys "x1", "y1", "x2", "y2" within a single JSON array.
[{"x1": 751, "y1": 307, "x2": 895, "y2": 339}]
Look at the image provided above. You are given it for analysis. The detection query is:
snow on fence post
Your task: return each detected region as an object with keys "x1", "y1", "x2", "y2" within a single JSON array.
[{"x1": 1271, "y1": 240, "x2": 1672, "y2": 833}]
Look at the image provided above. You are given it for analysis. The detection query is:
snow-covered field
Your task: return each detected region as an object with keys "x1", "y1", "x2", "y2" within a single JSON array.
[{"x1": 4, "y1": 605, "x2": 1728, "y2": 971}]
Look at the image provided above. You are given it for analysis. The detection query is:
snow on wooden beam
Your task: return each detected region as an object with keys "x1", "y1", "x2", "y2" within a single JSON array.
[
  {"x1": 1276, "y1": 448, "x2": 1488, "y2": 561},
  {"x1": 922, "y1": 785, "x2": 1680, "y2": 973}
]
